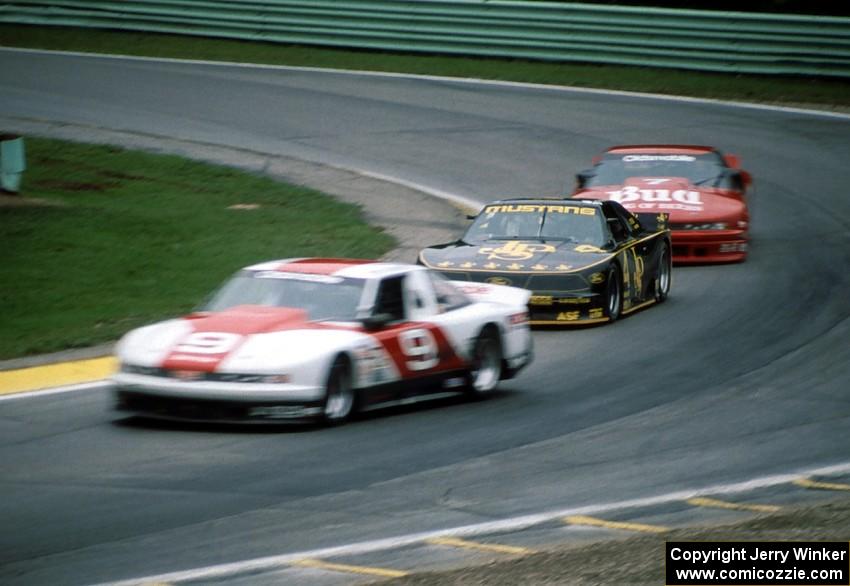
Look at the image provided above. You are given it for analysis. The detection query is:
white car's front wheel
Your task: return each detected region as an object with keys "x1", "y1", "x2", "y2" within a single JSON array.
[{"x1": 322, "y1": 356, "x2": 355, "y2": 424}]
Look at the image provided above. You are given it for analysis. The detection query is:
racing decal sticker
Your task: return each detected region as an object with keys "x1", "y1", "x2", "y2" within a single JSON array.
[
  {"x1": 478, "y1": 241, "x2": 555, "y2": 261},
  {"x1": 174, "y1": 332, "x2": 241, "y2": 355},
  {"x1": 557, "y1": 311, "x2": 581, "y2": 322},
  {"x1": 455, "y1": 284, "x2": 493, "y2": 295},
  {"x1": 163, "y1": 331, "x2": 246, "y2": 371},
  {"x1": 618, "y1": 248, "x2": 645, "y2": 301},
  {"x1": 398, "y1": 328, "x2": 440, "y2": 371},
  {"x1": 530, "y1": 295, "x2": 553, "y2": 306},
  {"x1": 530, "y1": 296, "x2": 593, "y2": 306},
  {"x1": 353, "y1": 342, "x2": 398, "y2": 386},
  {"x1": 574, "y1": 244, "x2": 606, "y2": 253},
  {"x1": 370, "y1": 323, "x2": 466, "y2": 378},
  {"x1": 555, "y1": 306, "x2": 606, "y2": 322},
  {"x1": 483, "y1": 204, "x2": 596, "y2": 215},
  {"x1": 606, "y1": 185, "x2": 704, "y2": 212},
  {"x1": 485, "y1": 276, "x2": 513, "y2": 286},
  {"x1": 630, "y1": 248, "x2": 645, "y2": 298},
  {"x1": 622, "y1": 155, "x2": 696, "y2": 162}
]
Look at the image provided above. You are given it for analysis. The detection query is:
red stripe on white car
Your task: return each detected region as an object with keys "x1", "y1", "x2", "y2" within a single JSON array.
[
  {"x1": 161, "y1": 306, "x2": 310, "y2": 372},
  {"x1": 276, "y1": 258, "x2": 372, "y2": 275},
  {"x1": 159, "y1": 305, "x2": 467, "y2": 381},
  {"x1": 371, "y1": 322, "x2": 467, "y2": 379}
]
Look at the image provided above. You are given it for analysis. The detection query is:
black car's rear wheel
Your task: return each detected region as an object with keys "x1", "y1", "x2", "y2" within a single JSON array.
[
  {"x1": 467, "y1": 327, "x2": 502, "y2": 397},
  {"x1": 605, "y1": 264, "x2": 623, "y2": 322},
  {"x1": 322, "y1": 355, "x2": 355, "y2": 424}
]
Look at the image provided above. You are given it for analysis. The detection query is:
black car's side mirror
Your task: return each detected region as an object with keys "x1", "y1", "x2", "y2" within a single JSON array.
[{"x1": 362, "y1": 312, "x2": 394, "y2": 331}]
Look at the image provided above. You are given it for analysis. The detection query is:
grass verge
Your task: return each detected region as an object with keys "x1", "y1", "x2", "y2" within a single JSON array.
[
  {"x1": 2, "y1": 24, "x2": 850, "y2": 111},
  {"x1": 0, "y1": 137, "x2": 393, "y2": 360}
]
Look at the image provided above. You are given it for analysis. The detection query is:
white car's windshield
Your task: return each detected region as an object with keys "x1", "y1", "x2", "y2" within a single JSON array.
[
  {"x1": 201, "y1": 271, "x2": 366, "y2": 321},
  {"x1": 586, "y1": 153, "x2": 725, "y2": 187}
]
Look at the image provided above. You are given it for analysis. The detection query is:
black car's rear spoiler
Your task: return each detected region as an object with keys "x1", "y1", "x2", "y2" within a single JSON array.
[{"x1": 634, "y1": 212, "x2": 670, "y2": 233}]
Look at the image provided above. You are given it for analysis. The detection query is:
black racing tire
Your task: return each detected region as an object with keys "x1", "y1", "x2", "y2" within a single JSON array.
[
  {"x1": 604, "y1": 264, "x2": 623, "y2": 322},
  {"x1": 654, "y1": 242, "x2": 672, "y2": 303},
  {"x1": 466, "y1": 327, "x2": 503, "y2": 398},
  {"x1": 322, "y1": 355, "x2": 355, "y2": 424}
]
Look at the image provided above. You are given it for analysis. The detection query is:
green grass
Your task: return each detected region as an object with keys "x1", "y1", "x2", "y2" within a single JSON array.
[
  {"x1": 0, "y1": 138, "x2": 394, "y2": 359},
  {"x1": 3, "y1": 24, "x2": 850, "y2": 110}
]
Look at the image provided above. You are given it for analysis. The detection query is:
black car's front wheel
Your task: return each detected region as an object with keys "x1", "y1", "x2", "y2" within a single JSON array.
[
  {"x1": 605, "y1": 264, "x2": 623, "y2": 322},
  {"x1": 654, "y1": 243, "x2": 672, "y2": 303},
  {"x1": 467, "y1": 328, "x2": 502, "y2": 397},
  {"x1": 322, "y1": 355, "x2": 355, "y2": 424}
]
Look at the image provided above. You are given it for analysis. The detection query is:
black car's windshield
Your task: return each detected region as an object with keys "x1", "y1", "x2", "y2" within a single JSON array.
[
  {"x1": 200, "y1": 271, "x2": 366, "y2": 321},
  {"x1": 463, "y1": 203, "x2": 606, "y2": 246},
  {"x1": 585, "y1": 152, "x2": 725, "y2": 187}
]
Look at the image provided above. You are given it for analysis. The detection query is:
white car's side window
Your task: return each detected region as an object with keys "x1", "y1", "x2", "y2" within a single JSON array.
[{"x1": 374, "y1": 276, "x2": 407, "y2": 322}]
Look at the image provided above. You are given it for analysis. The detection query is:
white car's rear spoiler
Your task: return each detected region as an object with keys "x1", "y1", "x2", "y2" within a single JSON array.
[{"x1": 450, "y1": 281, "x2": 531, "y2": 309}]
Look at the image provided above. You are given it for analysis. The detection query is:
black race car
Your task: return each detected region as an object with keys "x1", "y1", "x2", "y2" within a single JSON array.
[{"x1": 419, "y1": 198, "x2": 672, "y2": 325}]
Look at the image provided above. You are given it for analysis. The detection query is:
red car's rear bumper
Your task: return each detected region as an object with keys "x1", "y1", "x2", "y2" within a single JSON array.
[{"x1": 671, "y1": 230, "x2": 748, "y2": 264}]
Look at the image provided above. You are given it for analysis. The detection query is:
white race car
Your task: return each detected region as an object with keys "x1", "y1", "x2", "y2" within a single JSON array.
[{"x1": 112, "y1": 258, "x2": 533, "y2": 424}]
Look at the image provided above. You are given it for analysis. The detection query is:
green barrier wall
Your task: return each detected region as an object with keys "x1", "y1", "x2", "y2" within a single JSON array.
[{"x1": 2, "y1": 0, "x2": 849, "y2": 77}]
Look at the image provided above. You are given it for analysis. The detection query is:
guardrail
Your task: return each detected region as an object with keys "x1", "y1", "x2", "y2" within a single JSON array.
[{"x1": 2, "y1": 1, "x2": 849, "y2": 77}]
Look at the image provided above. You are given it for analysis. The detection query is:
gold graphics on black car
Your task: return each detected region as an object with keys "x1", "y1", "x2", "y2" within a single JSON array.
[
  {"x1": 478, "y1": 242, "x2": 556, "y2": 261},
  {"x1": 418, "y1": 198, "x2": 672, "y2": 326},
  {"x1": 486, "y1": 276, "x2": 513, "y2": 286}
]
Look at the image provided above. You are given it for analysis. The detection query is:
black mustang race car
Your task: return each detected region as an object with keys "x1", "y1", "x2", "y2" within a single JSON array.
[{"x1": 419, "y1": 198, "x2": 672, "y2": 325}]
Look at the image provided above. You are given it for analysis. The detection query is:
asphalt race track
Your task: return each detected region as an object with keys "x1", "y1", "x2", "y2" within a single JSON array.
[{"x1": 1, "y1": 50, "x2": 849, "y2": 585}]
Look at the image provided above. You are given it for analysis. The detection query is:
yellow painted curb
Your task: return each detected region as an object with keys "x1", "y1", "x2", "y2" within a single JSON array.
[
  {"x1": 794, "y1": 477, "x2": 850, "y2": 491},
  {"x1": 291, "y1": 558, "x2": 408, "y2": 578},
  {"x1": 427, "y1": 536, "x2": 533, "y2": 555},
  {"x1": 687, "y1": 497, "x2": 780, "y2": 513},
  {"x1": 0, "y1": 356, "x2": 117, "y2": 396},
  {"x1": 564, "y1": 515, "x2": 668, "y2": 533}
]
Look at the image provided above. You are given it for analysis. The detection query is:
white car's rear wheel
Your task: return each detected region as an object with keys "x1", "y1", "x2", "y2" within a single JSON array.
[
  {"x1": 322, "y1": 356, "x2": 355, "y2": 424},
  {"x1": 467, "y1": 328, "x2": 502, "y2": 397}
]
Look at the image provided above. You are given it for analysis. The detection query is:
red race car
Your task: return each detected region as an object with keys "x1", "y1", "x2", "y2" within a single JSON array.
[{"x1": 571, "y1": 145, "x2": 752, "y2": 263}]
